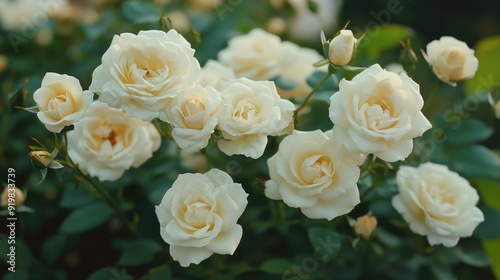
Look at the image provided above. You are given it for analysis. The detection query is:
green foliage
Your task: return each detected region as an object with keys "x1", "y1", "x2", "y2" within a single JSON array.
[
  {"x1": 58, "y1": 203, "x2": 113, "y2": 234},
  {"x1": 466, "y1": 36, "x2": 500, "y2": 94}
]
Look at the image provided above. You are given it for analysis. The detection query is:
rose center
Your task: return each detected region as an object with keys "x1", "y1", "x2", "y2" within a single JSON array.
[
  {"x1": 446, "y1": 49, "x2": 465, "y2": 67},
  {"x1": 48, "y1": 94, "x2": 67, "y2": 110},
  {"x1": 182, "y1": 98, "x2": 206, "y2": 117},
  {"x1": 234, "y1": 99, "x2": 258, "y2": 121},
  {"x1": 184, "y1": 201, "x2": 211, "y2": 227},
  {"x1": 301, "y1": 154, "x2": 333, "y2": 184}
]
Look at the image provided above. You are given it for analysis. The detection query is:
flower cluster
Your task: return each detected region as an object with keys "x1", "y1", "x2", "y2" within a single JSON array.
[{"x1": 26, "y1": 25, "x2": 487, "y2": 269}]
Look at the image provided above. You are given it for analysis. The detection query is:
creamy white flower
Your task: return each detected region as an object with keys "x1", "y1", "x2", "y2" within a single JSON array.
[
  {"x1": 392, "y1": 163, "x2": 484, "y2": 247},
  {"x1": 67, "y1": 101, "x2": 161, "y2": 181},
  {"x1": 33, "y1": 73, "x2": 93, "y2": 133},
  {"x1": 423, "y1": 36, "x2": 478, "y2": 85},
  {"x1": 198, "y1": 60, "x2": 236, "y2": 88},
  {"x1": 218, "y1": 28, "x2": 295, "y2": 80},
  {"x1": 89, "y1": 30, "x2": 201, "y2": 121},
  {"x1": 329, "y1": 64, "x2": 432, "y2": 162},
  {"x1": 216, "y1": 78, "x2": 295, "y2": 158},
  {"x1": 0, "y1": 0, "x2": 68, "y2": 31},
  {"x1": 161, "y1": 85, "x2": 221, "y2": 150},
  {"x1": 265, "y1": 130, "x2": 363, "y2": 220},
  {"x1": 156, "y1": 169, "x2": 248, "y2": 267},
  {"x1": 352, "y1": 215, "x2": 377, "y2": 239},
  {"x1": 287, "y1": 0, "x2": 340, "y2": 42},
  {"x1": 328, "y1": 29, "x2": 357, "y2": 66},
  {"x1": 278, "y1": 43, "x2": 324, "y2": 99}
]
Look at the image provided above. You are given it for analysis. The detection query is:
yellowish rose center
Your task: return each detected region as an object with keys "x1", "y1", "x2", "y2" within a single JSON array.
[
  {"x1": 48, "y1": 94, "x2": 67, "y2": 110},
  {"x1": 301, "y1": 154, "x2": 333, "y2": 184},
  {"x1": 234, "y1": 100, "x2": 258, "y2": 121},
  {"x1": 184, "y1": 201, "x2": 211, "y2": 227},
  {"x1": 183, "y1": 98, "x2": 206, "y2": 117},
  {"x1": 87, "y1": 120, "x2": 130, "y2": 151}
]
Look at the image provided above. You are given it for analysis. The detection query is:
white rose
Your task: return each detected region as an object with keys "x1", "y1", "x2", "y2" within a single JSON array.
[
  {"x1": 155, "y1": 169, "x2": 248, "y2": 267},
  {"x1": 218, "y1": 28, "x2": 294, "y2": 80},
  {"x1": 89, "y1": 30, "x2": 201, "y2": 121},
  {"x1": 161, "y1": 85, "x2": 221, "y2": 150},
  {"x1": 33, "y1": 73, "x2": 93, "y2": 133},
  {"x1": 329, "y1": 64, "x2": 432, "y2": 162},
  {"x1": 216, "y1": 78, "x2": 296, "y2": 158},
  {"x1": 328, "y1": 29, "x2": 357, "y2": 66},
  {"x1": 67, "y1": 101, "x2": 161, "y2": 181},
  {"x1": 278, "y1": 43, "x2": 324, "y2": 99},
  {"x1": 423, "y1": 36, "x2": 478, "y2": 85},
  {"x1": 198, "y1": 60, "x2": 236, "y2": 88},
  {"x1": 392, "y1": 162, "x2": 484, "y2": 247},
  {"x1": 265, "y1": 130, "x2": 362, "y2": 220}
]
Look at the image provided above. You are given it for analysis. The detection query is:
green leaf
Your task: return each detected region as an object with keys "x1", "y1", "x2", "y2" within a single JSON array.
[
  {"x1": 429, "y1": 263, "x2": 455, "y2": 280},
  {"x1": 148, "y1": 265, "x2": 173, "y2": 280},
  {"x1": 117, "y1": 239, "x2": 162, "y2": 266},
  {"x1": 60, "y1": 186, "x2": 98, "y2": 208},
  {"x1": 307, "y1": 227, "x2": 341, "y2": 262},
  {"x1": 445, "y1": 118, "x2": 493, "y2": 144},
  {"x1": 41, "y1": 235, "x2": 67, "y2": 264},
  {"x1": 307, "y1": 0, "x2": 319, "y2": 13},
  {"x1": 121, "y1": 1, "x2": 161, "y2": 24},
  {"x1": 59, "y1": 203, "x2": 113, "y2": 234},
  {"x1": 360, "y1": 24, "x2": 414, "y2": 60},
  {"x1": 456, "y1": 248, "x2": 491, "y2": 267},
  {"x1": 453, "y1": 145, "x2": 500, "y2": 180},
  {"x1": 474, "y1": 206, "x2": 500, "y2": 239},
  {"x1": 466, "y1": 36, "x2": 500, "y2": 95},
  {"x1": 259, "y1": 258, "x2": 292, "y2": 274}
]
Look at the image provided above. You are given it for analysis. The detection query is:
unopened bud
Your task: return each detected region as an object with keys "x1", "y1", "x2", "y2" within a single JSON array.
[
  {"x1": 353, "y1": 215, "x2": 377, "y2": 239},
  {"x1": 1, "y1": 187, "x2": 26, "y2": 207},
  {"x1": 328, "y1": 29, "x2": 357, "y2": 66},
  {"x1": 399, "y1": 38, "x2": 418, "y2": 75},
  {"x1": 29, "y1": 150, "x2": 52, "y2": 169}
]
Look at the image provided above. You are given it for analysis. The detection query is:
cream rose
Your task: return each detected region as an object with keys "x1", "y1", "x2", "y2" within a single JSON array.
[
  {"x1": 216, "y1": 78, "x2": 295, "y2": 158},
  {"x1": 198, "y1": 60, "x2": 236, "y2": 88},
  {"x1": 161, "y1": 85, "x2": 221, "y2": 150},
  {"x1": 329, "y1": 64, "x2": 432, "y2": 162},
  {"x1": 265, "y1": 130, "x2": 363, "y2": 220},
  {"x1": 89, "y1": 30, "x2": 201, "y2": 121},
  {"x1": 278, "y1": 43, "x2": 324, "y2": 99},
  {"x1": 155, "y1": 169, "x2": 248, "y2": 267},
  {"x1": 392, "y1": 163, "x2": 484, "y2": 247},
  {"x1": 328, "y1": 29, "x2": 357, "y2": 66},
  {"x1": 423, "y1": 36, "x2": 478, "y2": 85},
  {"x1": 218, "y1": 28, "x2": 294, "y2": 80},
  {"x1": 67, "y1": 101, "x2": 161, "y2": 181},
  {"x1": 33, "y1": 73, "x2": 93, "y2": 133}
]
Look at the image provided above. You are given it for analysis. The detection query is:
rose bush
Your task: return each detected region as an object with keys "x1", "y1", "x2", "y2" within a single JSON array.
[{"x1": 155, "y1": 169, "x2": 248, "y2": 267}]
